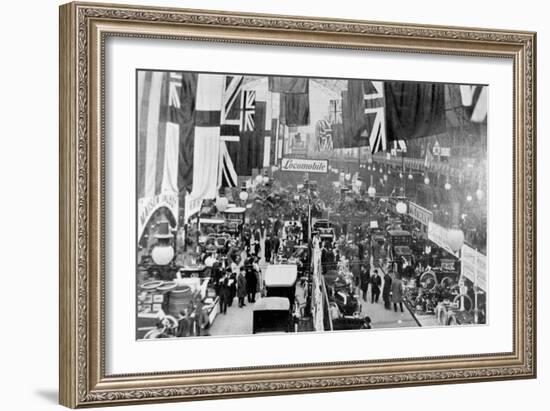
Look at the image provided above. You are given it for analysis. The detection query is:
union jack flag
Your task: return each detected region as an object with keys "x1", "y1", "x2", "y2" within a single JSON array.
[
  {"x1": 220, "y1": 76, "x2": 256, "y2": 141},
  {"x1": 240, "y1": 90, "x2": 256, "y2": 132},
  {"x1": 220, "y1": 75, "x2": 243, "y2": 141},
  {"x1": 363, "y1": 80, "x2": 387, "y2": 154},
  {"x1": 315, "y1": 119, "x2": 333, "y2": 151}
]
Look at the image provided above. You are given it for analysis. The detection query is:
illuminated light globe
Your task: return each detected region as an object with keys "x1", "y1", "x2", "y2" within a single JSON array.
[
  {"x1": 367, "y1": 185, "x2": 376, "y2": 198},
  {"x1": 396, "y1": 201, "x2": 407, "y2": 214},
  {"x1": 447, "y1": 228, "x2": 465, "y2": 252},
  {"x1": 379, "y1": 167, "x2": 383, "y2": 173},
  {"x1": 383, "y1": 174, "x2": 388, "y2": 181},
  {"x1": 444, "y1": 182, "x2": 451, "y2": 190},
  {"x1": 476, "y1": 188, "x2": 484, "y2": 200},
  {"x1": 255, "y1": 174, "x2": 264, "y2": 184},
  {"x1": 466, "y1": 195, "x2": 473, "y2": 202},
  {"x1": 345, "y1": 173, "x2": 351, "y2": 181},
  {"x1": 239, "y1": 190, "x2": 249, "y2": 202},
  {"x1": 424, "y1": 176, "x2": 430, "y2": 185},
  {"x1": 151, "y1": 244, "x2": 175, "y2": 266},
  {"x1": 408, "y1": 173, "x2": 413, "y2": 180},
  {"x1": 399, "y1": 172, "x2": 403, "y2": 179},
  {"x1": 216, "y1": 196, "x2": 229, "y2": 212},
  {"x1": 367, "y1": 166, "x2": 371, "y2": 171}
]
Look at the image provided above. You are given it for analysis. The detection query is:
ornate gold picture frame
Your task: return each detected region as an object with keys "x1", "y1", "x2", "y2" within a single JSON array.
[{"x1": 59, "y1": 1, "x2": 536, "y2": 408}]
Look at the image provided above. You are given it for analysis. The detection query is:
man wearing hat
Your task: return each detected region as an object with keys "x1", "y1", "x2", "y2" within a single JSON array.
[{"x1": 237, "y1": 267, "x2": 247, "y2": 308}]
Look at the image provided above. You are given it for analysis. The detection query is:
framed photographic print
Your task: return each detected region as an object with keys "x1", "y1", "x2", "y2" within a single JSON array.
[{"x1": 59, "y1": 1, "x2": 537, "y2": 408}]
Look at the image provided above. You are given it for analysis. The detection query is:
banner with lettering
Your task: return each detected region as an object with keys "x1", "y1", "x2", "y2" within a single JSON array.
[
  {"x1": 280, "y1": 158, "x2": 329, "y2": 174},
  {"x1": 461, "y1": 244, "x2": 487, "y2": 291},
  {"x1": 138, "y1": 193, "x2": 179, "y2": 240},
  {"x1": 408, "y1": 202, "x2": 433, "y2": 227}
]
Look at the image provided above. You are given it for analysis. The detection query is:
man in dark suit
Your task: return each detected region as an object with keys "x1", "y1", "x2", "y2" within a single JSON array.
[
  {"x1": 359, "y1": 264, "x2": 371, "y2": 302},
  {"x1": 370, "y1": 269, "x2": 382, "y2": 303},
  {"x1": 237, "y1": 268, "x2": 247, "y2": 308},
  {"x1": 382, "y1": 271, "x2": 392, "y2": 309},
  {"x1": 264, "y1": 234, "x2": 272, "y2": 263}
]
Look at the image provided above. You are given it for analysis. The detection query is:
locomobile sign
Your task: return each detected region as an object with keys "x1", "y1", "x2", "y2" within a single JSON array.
[{"x1": 280, "y1": 158, "x2": 329, "y2": 174}]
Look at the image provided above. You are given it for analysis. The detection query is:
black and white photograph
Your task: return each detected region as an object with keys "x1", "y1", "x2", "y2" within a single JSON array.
[{"x1": 136, "y1": 70, "x2": 488, "y2": 339}]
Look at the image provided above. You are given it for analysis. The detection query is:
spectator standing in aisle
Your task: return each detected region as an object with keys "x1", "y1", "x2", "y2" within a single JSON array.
[
  {"x1": 237, "y1": 267, "x2": 247, "y2": 308},
  {"x1": 391, "y1": 275, "x2": 405, "y2": 313},
  {"x1": 218, "y1": 276, "x2": 231, "y2": 315},
  {"x1": 382, "y1": 271, "x2": 393, "y2": 309},
  {"x1": 359, "y1": 264, "x2": 371, "y2": 302},
  {"x1": 370, "y1": 269, "x2": 382, "y2": 304}
]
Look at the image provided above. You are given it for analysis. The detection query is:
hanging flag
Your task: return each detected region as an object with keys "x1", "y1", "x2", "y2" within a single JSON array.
[
  {"x1": 363, "y1": 80, "x2": 387, "y2": 154},
  {"x1": 262, "y1": 92, "x2": 277, "y2": 168},
  {"x1": 240, "y1": 90, "x2": 256, "y2": 132},
  {"x1": 270, "y1": 118, "x2": 279, "y2": 165},
  {"x1": 188, "y1": 74, "x2": 223, "y2": 202},
  {"x1": 280, "y1": 92, "x2": 310, "y2": 126},
  {"x1": 226, "y1": 100, "x2": 266, "y2": 176},
  {"x1": 459, "y1": 85, "x2": 487, "y2": 123},
  {"x1": 137, "y1": 71, "x2": 186, "y2": 197},
  {"x1": 137, "y1": 71, "x2": 163, "y2": 199},
  {"x1": 159, "y1": 72, "x2": 183, "y2": 194},
  {"x1": 329, "y1": 99, "x2": 343, "y2": 124},
  {"x1": 136, "y1": 70, "x2": 185, "y2": 238},
  {"x1": 218, "y1": 141, "x2": 238, "y2": 188},
  {"x1": 444, "y1": 84, "x2": 467, "y2": 128},
  {"x1": 252, "y1": 101, "x2": 266, "y2": 169},
  {"x1": 269, "y1": 76, "x2": 308, "y2": 93},
  {"x1": 338, "y1": 80, "x2": 366, "y2": 148},
  {"x1": 277, "y1": 122, "x2": 285, "y2": 160},
  {"x1": 384, "y1": 81, "x2": 447, "y2": 142},
  {"x1": 315, "y1": 119, "x2": 333, "y2": 151},
  {"x1": 177, "y1": 73, "x2": 198, "y2": 194},
  {"x1": 220, "y1": 75, "x2": 244, "y2": 141}
]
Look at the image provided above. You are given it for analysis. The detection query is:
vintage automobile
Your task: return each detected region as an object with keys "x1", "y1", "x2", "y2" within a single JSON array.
[
  {"x1": 323, "y1": 270, "x2": 361, "y2": 318},
  {"x1": 312, "y1": 219, "x2": 336, "y2": 242},
  {"x1": 221, "y1": 207, "x2": 246, "y2": 235},
  {"x1": 392, "y1": 245, "x2": 414, "y2": 268},
  {"x1": 198, "y1": 217, "x2": 225, "y2": 241},
  {"x1": 288, "y1": 245, "x2": 310, "y2": 276},
  {"x1": 252, "y1": 297, "x2": 292, "y2": 334},
  {"x1": 263, "y1": 264, "x2": 298, "y2": 307},
  {"x1": 387, "y1": 230, "x2": 413, "y2": 258}
]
